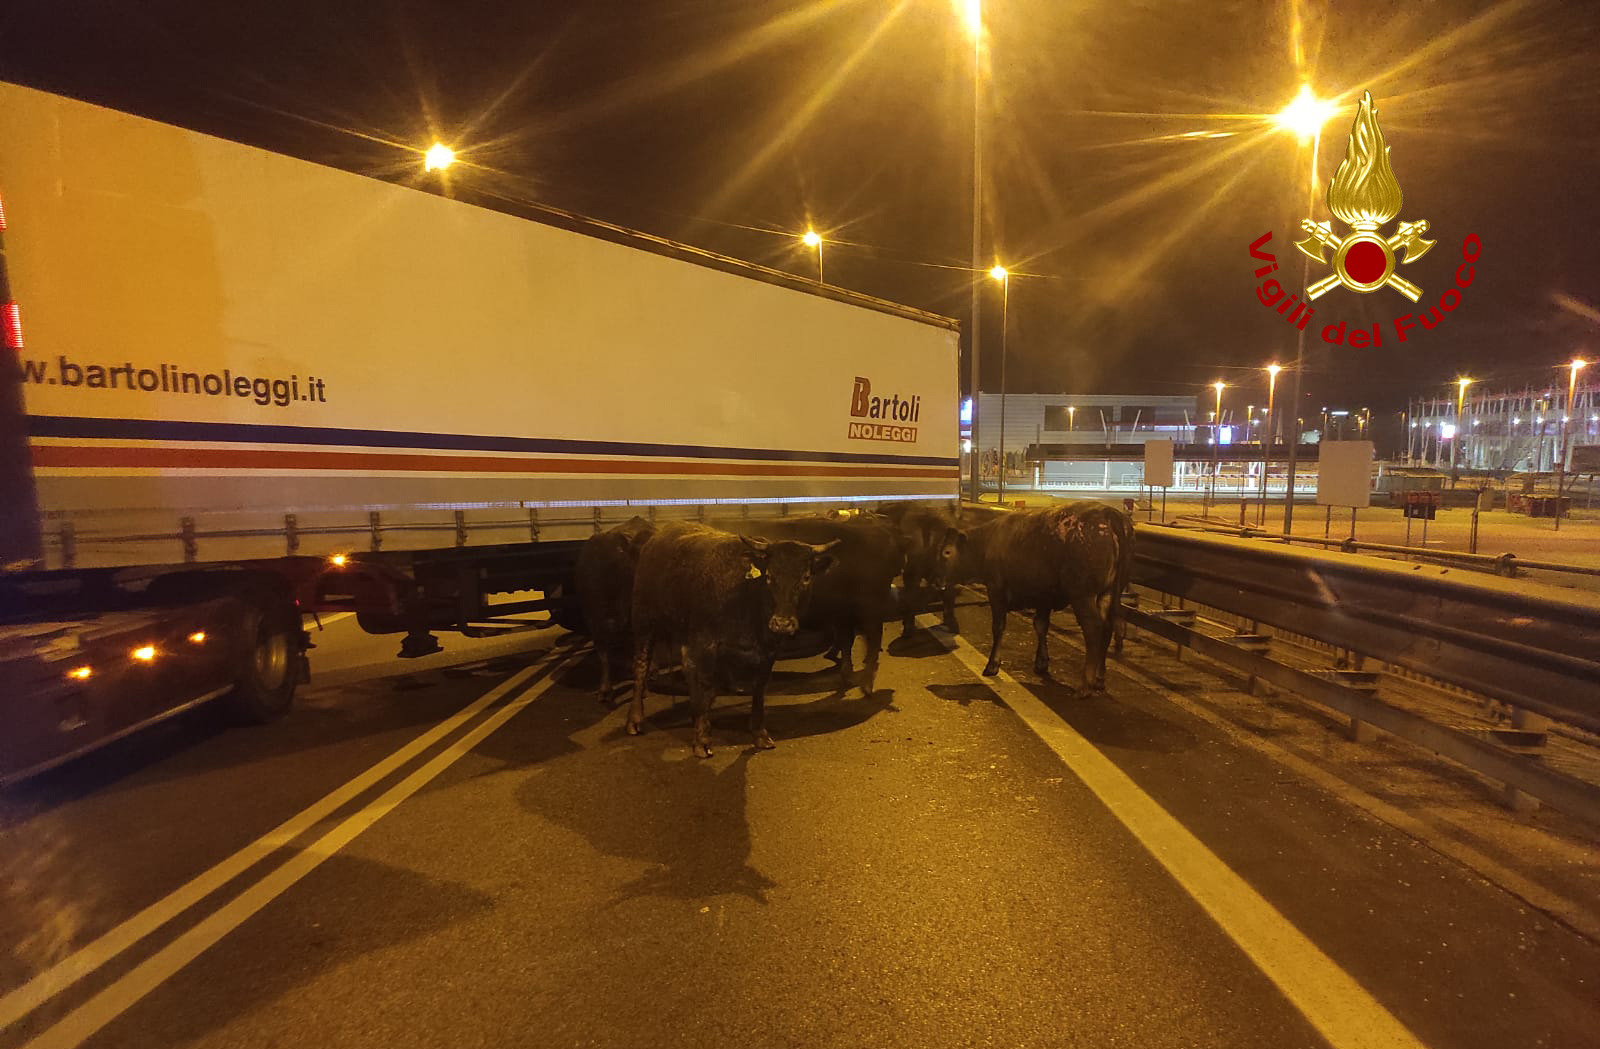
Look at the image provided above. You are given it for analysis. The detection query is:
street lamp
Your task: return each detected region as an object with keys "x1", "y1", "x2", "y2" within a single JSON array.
[
  {"x1": 423, "y1": 143, "x2": 455, "y2": 172},
  {"x1": 1557, "y1": 358, "x2": 1586, "y2": 529},
  {"x1": 1258, "y1": 363, "x2": 1282, "y2": 524},
  {"x1": 1451, "y1": 377, "x2": 1472, "y2": 475},
  {"x1": 801, "y1": 229, "x2": 824, "y2": 284},
  {"x1": 961, "y1": 0, "x2": 985, "y2": 504},
  {"x1": 990, "y1": 264, "x2": 1010, "y2": 502},
  {"x1": 1274, "y1": 86, "x2": 1339, "y2": 531},
  {"x1": 1209, "y1": 381, "x2": 1225, "y2": 511}
]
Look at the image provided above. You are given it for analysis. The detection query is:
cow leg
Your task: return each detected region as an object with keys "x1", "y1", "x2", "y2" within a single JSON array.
[
  {"x1": 941, "y1": 583, "x2": 959, "y2": 633},
  {"x1": 750, "y1": 656, "x2": 777, "y2": 750},
  {"x1": 683, "y1": 645, "x2": 717, "y2": 758},
  {"x1": 899, "y1": 568, "x2": 923, "y2": 637},
  {"x1": 1032, "y1": 608, "x2": 1053, "y2": 679},
  {"x1": 836, "y1": 621, "x2": 856, "y2": 694},
  {"x1": 982, "y1": 597, "x2": 1008, "y2": 676},
  {"x1": 1068, "y1": 595, "x2": 1105, "y2": 695},
  {"x1": 626, "y1": 634, "x2": 653, "y2": 735},
  {"x1": 1095, "y1": 591, "x2": 1116, "y2": 687},
  {"x1": 860, "y1": 616, "x2": 883, "y2": 697},
  {"x1": 597, "y1": 643, "x2": 614, "y2": 705}
]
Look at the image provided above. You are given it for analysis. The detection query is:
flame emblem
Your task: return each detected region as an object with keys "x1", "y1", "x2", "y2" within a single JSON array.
[{"x1": 1296, "y1": 92, "x2": 1433, "y2": 301}]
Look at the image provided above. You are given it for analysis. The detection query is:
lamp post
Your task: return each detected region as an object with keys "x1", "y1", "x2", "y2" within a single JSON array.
[
  {"x1": 961, "y1": 1, "x2": 984, "y2": 504},
  {"x1": 1209, "y1": 381, "x2": 1225, "y2": 511},
  {"x1": 1557, "y1": 358, "x2": 1586, "y2": 529},
  {"x1": 801, "y1": 229, "x2": 824, "y2": 284},
  {"x1": 990, "y1": 264, "x2": 1010, "y2": 502},
  {"x1": 1451, "y1": 378, "x2": 1472, "y2": 477},
  {"x1": 1274, "y1": 86, "x2": 1338, "y2": 532},
  {"x1": 1259, "y1": 363, "x2": 1281, "y2": 524}
]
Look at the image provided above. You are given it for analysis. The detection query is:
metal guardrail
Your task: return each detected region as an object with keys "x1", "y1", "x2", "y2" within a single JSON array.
[
  {"x1": 1130, "y1": 523, "x2": 1600, "y2": 735},
  {"x1": 1165, "y1": 516, "x2": 1600, "y2": 580}
]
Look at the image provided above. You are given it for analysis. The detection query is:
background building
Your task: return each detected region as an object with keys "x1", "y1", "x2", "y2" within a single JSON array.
[{"x1": 1406, "y1": 380, "x2": 1598, "y2": 472}]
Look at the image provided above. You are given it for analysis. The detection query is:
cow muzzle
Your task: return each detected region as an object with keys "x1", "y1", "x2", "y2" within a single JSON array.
[{"x1": 768, "y1": 615, "x2": 799, "y2": 637}]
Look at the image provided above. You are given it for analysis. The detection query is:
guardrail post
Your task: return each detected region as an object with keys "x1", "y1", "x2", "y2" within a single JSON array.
[
  {"x1": 370, "y1": 511, "x2": 383, "y2": 551},
  {"x1": 285, "y1": 513, "x2": 299, "y2": 555}
]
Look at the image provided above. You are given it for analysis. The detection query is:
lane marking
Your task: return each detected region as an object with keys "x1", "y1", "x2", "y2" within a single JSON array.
[
  {"x1": 0, "y1": 653, "x2": 559, "y2": 1034},
  {"x1": 1047, "y1": 620, "x2": 1600, "y2": 944},
  {"x1": 21, "y1": 650, "x2": 575, "y2": 1049},
  {"x1": 922, "y1": 617, "x2": 1428, "y2": 1049}
]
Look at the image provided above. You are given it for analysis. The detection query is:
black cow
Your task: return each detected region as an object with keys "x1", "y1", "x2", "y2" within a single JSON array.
[
  {"x1": 628, "y1": 523, "x2": 838, "y2": 757},
  {"x1": 715, "y1": 513, "x2": 902, "y2": 696},
  {"x1": 937, "y1": 502, "x2": 1134, "y2": 692},
  {"x1": 574, "y1": 516, "x2": 655, "y2": 703},
  {"x1": 882, "y1": 502, "x2": 960, "y2": 636}
]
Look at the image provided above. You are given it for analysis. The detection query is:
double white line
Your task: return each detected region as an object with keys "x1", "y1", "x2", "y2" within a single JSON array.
[{"x1": 3, "y1": 650, "x2": 573, "y2": 1049}]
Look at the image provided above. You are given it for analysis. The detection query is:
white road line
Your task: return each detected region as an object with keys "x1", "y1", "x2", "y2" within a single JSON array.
[
  {"x1": 22, "y1": 650, "x2": 575, "y2": 1049},
  {"x1": 922, "y1": 617, "x2": 1429, "y2": 1049},
  {"x1": 1054, "y1": 622, "x2": 1600, "y2": 944},
  {"x1": 0, "y1": 653, "x2": 558, "y2": 1034}
]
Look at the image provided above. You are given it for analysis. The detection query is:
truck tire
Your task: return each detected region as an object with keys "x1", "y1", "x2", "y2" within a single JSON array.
[{"x1": 226, "y1": 591, "x2": 301, "y2": 723}]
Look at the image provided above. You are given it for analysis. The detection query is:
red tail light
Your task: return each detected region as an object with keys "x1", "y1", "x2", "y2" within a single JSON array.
[{"x1": 2, "y1": 302, "x2": 20, "y2": 350}]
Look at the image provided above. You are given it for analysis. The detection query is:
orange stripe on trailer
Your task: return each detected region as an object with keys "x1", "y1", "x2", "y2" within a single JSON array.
[{"x1": 31, "y1": 444, "x2": 959, "y2": 479}]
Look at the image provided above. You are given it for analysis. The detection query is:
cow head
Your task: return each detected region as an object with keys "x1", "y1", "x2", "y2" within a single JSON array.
[
  {"x1": 740, "y1": 535, "x2": 840, "y2": 636},
  {"x1": 934, "y1": 525, "x2": 973, "y2": 588}
]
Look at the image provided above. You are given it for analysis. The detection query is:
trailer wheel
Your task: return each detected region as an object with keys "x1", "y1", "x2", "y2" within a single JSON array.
[{"x1": 226, "y1": 592, "x2": 300, "y2": 723}]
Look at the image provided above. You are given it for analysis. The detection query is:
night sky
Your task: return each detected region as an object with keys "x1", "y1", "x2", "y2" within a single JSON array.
[{"x1": 3, "y1": 0, "x2": 1598, "y2": 425}]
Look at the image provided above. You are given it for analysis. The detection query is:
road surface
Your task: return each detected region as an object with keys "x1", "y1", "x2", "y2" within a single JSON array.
[{"x1": 1, "y1": 594, "x2": 1596, "y2": 1049}]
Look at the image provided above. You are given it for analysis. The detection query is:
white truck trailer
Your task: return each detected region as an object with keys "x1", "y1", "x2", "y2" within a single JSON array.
[{"x1": 0, "y1": 82, "x2": 960, "y2": 782}]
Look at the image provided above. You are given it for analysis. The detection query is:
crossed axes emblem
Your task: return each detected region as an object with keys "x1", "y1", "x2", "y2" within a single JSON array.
[{"x1": 1295, "y1": 219, "x2": 1435, "y2": 302}]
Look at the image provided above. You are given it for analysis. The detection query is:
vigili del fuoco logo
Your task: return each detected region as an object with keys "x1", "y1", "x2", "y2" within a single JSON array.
[{"x1": 1248, "y1": 91, "x2": 1481, "y2": 348}]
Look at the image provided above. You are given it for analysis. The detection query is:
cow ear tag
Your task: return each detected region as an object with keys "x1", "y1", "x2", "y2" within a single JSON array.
[{"x1": 746, "y1": 562, "x2": 763, "y2": 579}]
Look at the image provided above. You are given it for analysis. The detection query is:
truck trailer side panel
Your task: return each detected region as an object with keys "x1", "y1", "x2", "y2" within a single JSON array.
[{"x1": 0, "y1": 84, "x2": 959, "y2": 570}]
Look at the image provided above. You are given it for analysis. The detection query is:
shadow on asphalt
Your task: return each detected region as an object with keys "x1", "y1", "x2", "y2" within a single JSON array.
[
  {"x1": 515, "y1": 741, "x2": 777, "y2": 905},
  {"x1": 98, "y1": 852, "x2": 495, "y2": 1047},
  {"x1": 886, "y1": 629, "x2": 954, "y2": 659},
  {"x1": 927, "y1": 682, "x2": 1003, "y2": 707}
]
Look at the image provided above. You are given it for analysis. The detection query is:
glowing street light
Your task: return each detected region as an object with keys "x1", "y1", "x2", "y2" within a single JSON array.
[
  {"x1": 957, "y1": 0, "x2": 982, "y2": 37},
  {"x1": 1274, "y1": 85, "x2": 1340, "y2": 533},
  {"x1": 424, "y1": 143, "x2": 456, "y2": 172},
  {"x1": 1274, "y1": 85, "x2": 1339, "y2": 141},
  {"x1": 990, "y1": 263, "x2": 1011, "y2": 501},
  {"x1": 801, "y1": 229, "x2": 824, "y2": 284}
]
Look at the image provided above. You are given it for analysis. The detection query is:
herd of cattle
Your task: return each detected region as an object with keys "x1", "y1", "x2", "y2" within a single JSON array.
[{"x1": 574, "y1": 501, "x2": 1136, "y2": 757}]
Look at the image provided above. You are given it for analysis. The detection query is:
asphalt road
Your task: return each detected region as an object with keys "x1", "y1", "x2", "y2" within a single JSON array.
[{"x1": 1, "y1": 596, "x2": 1596, "y2": 1049}]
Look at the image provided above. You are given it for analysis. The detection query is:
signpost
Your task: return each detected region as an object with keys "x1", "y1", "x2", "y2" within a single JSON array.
[
  {"x1": 1144, "y1": 439, "x2": 1174, "y2": 522},
  {"x1": 1316, "y1": 440, "x2": 1373, "y2": 539}
]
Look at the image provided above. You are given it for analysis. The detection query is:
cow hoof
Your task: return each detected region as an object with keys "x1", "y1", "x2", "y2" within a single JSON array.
[
  {"x1": 941, "y1": 619, "x2": 959, "y2": 633},
  {"x1": 626, "y1": 718, "x2": 642, "y2": 736},
  {"x1": 753, "y1": 732, "x2": 777, "y2": 751},
  {"x1": 1033, "y1": 664, "x2": 1052, "y2": 679},
  {"x1": 981, "y1": 663, "x2": 1000, "y2": 677},
  {"x1": 693, "y1": 741, "x2": 714, "y2": 758}
]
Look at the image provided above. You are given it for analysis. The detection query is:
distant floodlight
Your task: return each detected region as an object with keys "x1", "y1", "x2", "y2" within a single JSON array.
[
  {"x1": 424, "y1": 143, "x2": 456, "y2": 172},
  {"x1": 988, "y1": 264, "x2": 1008, "y2": 281},
  {"x1": 801, "y1": 229, "x2": 822, "y2": 248}
]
